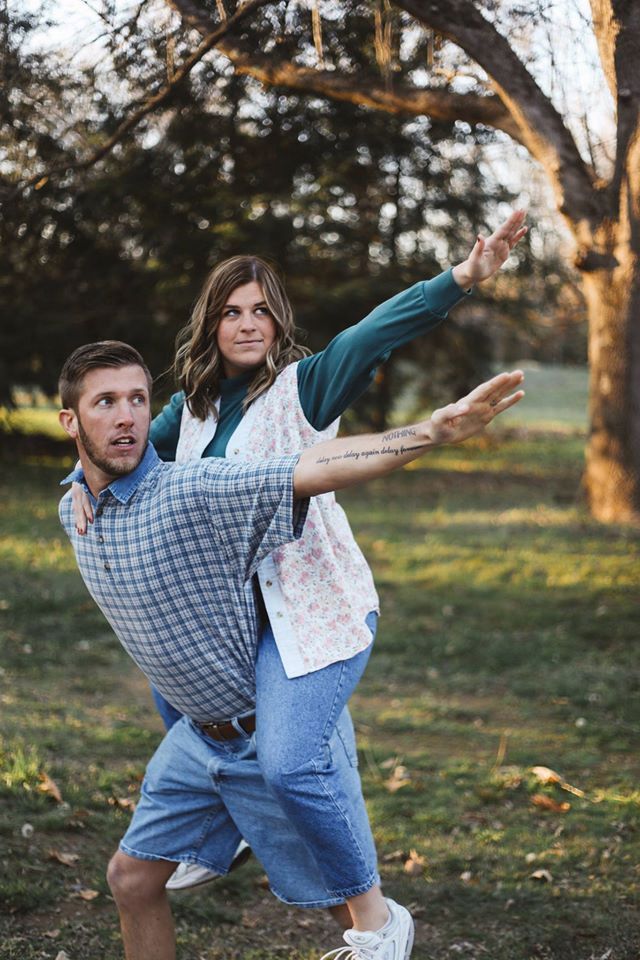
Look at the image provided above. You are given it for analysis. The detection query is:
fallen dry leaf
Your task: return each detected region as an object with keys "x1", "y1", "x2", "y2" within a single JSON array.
[
  {"x1": 529, "y1": 868, "x2": 553, "y2": 882},
  {"x1": 530, "y1": 765, "x2": 585, "y2": 798},
  {"x1": 39, "y1": 773, "x2": 63, "y2": 804},
  {"x1": 531, "y1": 793, "x2": 571, "y2": 814},
  {"x1": 108, "y1": 796, "x2": 136, "y2": 811},
  {"x1": 44, "y1": 929, "x2": 61, "y2": 939},
  {"x1": 381, "y1": 849, "x2": 405, "y2": 863},
  {"x1": 77, "y1": 888, "x2": 100, "y2": 901},
  {"x1": 48, "y1": 849, "x2": 80, "y2": 867},
  {"x1": 385, "y1": 765, "x2": 411, "y2": 793},
  {"x1": 379, "y1": 757, "x2": 398, "y2": 770},
  {"x1": 404, "y1": 849, "x2": 426, "y2": 877}
]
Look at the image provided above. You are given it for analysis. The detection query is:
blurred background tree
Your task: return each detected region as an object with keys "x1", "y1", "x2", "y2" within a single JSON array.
[{"x1": 0, "y1": 0, "x2": 582, "y2": 430}]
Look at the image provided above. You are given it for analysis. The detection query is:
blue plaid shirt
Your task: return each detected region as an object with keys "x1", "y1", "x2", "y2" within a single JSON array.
[{"x1": 59, "y1": 443, "x2": 307, "y2": 721}]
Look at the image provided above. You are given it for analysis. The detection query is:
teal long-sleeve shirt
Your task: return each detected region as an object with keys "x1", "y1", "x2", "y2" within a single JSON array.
[{"x1": 150, "y1": 268, "x2": 468, "y2": 461}]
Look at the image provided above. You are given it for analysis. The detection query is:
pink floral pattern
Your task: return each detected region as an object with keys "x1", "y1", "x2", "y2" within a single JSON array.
[{"x1": 177, "y1": 363, "x2": 379, "y2": 674}]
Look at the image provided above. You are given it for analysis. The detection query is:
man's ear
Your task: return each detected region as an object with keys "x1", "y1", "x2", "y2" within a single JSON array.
[{"x1": 59, "y1": 408, "x2": 79, "y2": 440}]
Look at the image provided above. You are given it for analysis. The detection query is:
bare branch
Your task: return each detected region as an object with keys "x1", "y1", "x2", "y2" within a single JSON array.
[
  {"x1": 15, "y1": 0, "x2": 271, "y2": 193},
  {"x1": 395, "y1": 0, "x2": 604, "y2": 229},
  {"x1": 168, "y1": 0, "x2": 522, "y2": 135},
  {"x1": 595, "y1": 1, "x2": 640, "y2": 213}
]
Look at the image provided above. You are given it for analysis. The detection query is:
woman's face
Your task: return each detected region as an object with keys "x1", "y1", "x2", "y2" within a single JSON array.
[{"x1": 215, "y1": 280, "x2": 278, "y2": 378}]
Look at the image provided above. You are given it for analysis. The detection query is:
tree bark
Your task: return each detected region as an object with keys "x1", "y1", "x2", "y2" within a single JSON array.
[{"x1": 583, "y1": 250, "x2": 640, "y2": 521}]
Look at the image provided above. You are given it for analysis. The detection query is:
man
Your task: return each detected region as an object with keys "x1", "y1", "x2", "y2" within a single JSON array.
[{"x1": 58, "y1": 341, "x2": 524, "y2": 960}]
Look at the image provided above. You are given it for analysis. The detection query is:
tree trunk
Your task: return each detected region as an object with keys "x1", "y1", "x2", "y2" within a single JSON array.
[{"x1": 583, "y1": 237, "x2": 640, "y2": 522}]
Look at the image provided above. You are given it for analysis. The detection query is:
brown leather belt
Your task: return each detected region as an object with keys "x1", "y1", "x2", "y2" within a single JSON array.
[{"x1": 198, "y1": 714, "x2": 256, "y2": 742}]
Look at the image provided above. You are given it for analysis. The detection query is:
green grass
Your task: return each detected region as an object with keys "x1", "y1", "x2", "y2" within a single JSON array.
[
  {"x1": 496, "y1": 362, "x2": 589, "y2": 431},
  {"x1": 1, "y1": 366, "x2": 640, "y2": 958}
]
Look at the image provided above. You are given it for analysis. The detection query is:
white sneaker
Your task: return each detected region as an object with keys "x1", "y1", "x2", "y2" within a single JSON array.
[
  {"x1": 165, "y1": 839, "x2": 251, "y2": 891},
  {"x1": 320, "y1": 898, "x2": 414, "y2": 960}
]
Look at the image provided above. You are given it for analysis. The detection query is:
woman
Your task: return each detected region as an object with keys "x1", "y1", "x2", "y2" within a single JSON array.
[{"x1": 74, "y1": 210, "x2": 527, "y2": 951}]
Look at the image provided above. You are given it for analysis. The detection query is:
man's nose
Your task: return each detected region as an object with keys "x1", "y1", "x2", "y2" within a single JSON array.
[{"x1": 114, "y1": 402, "x2": 135, "y2": 426}]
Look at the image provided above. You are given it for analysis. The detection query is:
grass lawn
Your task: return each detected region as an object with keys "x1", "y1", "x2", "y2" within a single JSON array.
[{"x1": 1, "y1": 367, "x2": 639, "y2": 959}]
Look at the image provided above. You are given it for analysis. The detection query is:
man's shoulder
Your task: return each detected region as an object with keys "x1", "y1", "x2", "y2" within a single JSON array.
[{"x1": 58, "y1": 488, "x2": 74, "y2": 532}]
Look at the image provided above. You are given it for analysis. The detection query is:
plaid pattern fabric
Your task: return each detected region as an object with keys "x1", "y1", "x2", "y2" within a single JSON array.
[{"x1": 59, "y1": 444, "x2": 305, "y2": 721}]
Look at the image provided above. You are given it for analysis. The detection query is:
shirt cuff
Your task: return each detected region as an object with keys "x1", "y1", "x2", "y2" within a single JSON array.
[{"x1": 419, "y1": 267, "x2": 471, "y2": 317}]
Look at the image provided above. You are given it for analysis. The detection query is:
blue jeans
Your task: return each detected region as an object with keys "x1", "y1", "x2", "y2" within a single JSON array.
[
  {"x1": 255, "y1": 614, "x2": 378, "y2": 899},
  {"x1": 120, "y1": 711, "x2": 375, "y2": 907},
  {"x1": 151, "y1": 684, "x2": 183, "y2": 730}
]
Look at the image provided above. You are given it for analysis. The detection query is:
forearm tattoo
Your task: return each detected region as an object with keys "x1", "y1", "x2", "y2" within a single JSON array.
[
  {"x1": 315, "y1": 442, "x2": 429, "y2": 465},
  {"x1": 381, "y1": 427, "x2": 417, "y2": 442}
]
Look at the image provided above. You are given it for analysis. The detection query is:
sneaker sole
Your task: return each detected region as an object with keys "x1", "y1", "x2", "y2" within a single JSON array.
[{"x1": 166, "y1": 845, "x2": 253, "y2": 890}]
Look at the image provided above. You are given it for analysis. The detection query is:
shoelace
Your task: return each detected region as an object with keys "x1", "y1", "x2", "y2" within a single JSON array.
[{"x1": 319, "y1": 943, "x2": 380, "y2": 960}]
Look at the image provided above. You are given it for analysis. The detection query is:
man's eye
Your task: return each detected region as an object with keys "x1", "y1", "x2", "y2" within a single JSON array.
[
  {"x1": 97, "y1": 398, "x2": 112, "y2": 406},
  {"x1": 132, "y1": 396, "x2": 146, "y2": 405}
]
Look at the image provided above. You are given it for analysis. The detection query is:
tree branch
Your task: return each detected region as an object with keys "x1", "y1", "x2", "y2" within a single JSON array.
[
  {"x1": 395, "y1": 0, "x2": 605, "y2": 230},
  {"x1": 15, "y1": 0, "x2": 270, "y2": 193},
  {"x1": 589, "y1": 0, "x2": 619, "y2": 100},
  {"x1": 601, "y1": 1, "x2": 640, "y2": 217},
  {"x1": 167, "y1": 0, "x2": 522, "y2": 139}
]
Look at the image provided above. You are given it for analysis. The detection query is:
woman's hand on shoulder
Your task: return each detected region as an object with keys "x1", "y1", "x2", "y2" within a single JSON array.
[{"x1": 72, "y1": 481, "x2": 93, "y2": 535}]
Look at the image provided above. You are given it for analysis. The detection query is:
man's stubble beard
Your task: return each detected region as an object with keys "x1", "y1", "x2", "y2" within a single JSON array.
[{"x1": 76, "y1": 415, "x2": 149, "y2": 478}]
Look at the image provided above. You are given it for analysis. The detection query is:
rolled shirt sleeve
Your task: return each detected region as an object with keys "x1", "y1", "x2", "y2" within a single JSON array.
[{"x1": 198, "y1": 456, "x2": 309, "y2": 581}]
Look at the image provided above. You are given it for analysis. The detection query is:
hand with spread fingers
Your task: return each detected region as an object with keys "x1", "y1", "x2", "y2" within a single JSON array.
[
  {"x1": 452, "y1": 210, "x2": 528, "y2": 288},
  {"x1": 429, "y1": 370, "x2": 525, "y2": 446}
]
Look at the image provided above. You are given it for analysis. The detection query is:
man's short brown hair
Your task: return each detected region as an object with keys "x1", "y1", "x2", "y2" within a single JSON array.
[{"x1": 59, "y1": 341, "x2": 153, "y2": 411}]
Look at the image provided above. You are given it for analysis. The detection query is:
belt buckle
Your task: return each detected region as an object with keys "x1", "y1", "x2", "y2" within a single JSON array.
[{"x1": 201, "y1": 720, "x2": 235, "y2": 741}]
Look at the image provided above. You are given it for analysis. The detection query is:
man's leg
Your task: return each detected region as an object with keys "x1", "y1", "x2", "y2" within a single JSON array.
[{"x1": 107, "y1": 851, "x2": 176, "y2": 960}]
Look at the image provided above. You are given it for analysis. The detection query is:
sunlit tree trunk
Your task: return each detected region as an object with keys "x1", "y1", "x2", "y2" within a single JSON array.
[{"x1": 582, "y1": 243, "x2": 640, "y2": 521}]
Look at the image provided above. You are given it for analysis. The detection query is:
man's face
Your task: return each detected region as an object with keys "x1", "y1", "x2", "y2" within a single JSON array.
[{"x1": 62, "y1": 365, "x2": 151, "y2": 482}]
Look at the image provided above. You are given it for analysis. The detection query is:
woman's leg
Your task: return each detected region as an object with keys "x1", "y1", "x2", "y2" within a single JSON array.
[
  {"x1": 255, "y1": 614, "x2": 384, "y2": 926},
  {"x1": 150, "y1": 685, "x2": 184, "y2": 731}
]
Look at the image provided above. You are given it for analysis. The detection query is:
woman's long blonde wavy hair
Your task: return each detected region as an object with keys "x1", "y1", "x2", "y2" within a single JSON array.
[{"x1": 174, "y1": 256, "x2": 311, "y2": 421}]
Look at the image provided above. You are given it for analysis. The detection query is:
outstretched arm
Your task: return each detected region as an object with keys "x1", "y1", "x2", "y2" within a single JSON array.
[
  {"x1": 293, "y1": 370, "x2": 524, "y2": 498},
  {"x1": 297, "y1": 210, "x2": 527, "y2": 430}
]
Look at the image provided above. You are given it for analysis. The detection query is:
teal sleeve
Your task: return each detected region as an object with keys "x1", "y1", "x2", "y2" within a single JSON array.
[
  {"x1": 296, "y1": 268, "x2": 469, "y2": 429},
  {"x1": 149, "y1": 391, "x2": 185, "y2": 462}
]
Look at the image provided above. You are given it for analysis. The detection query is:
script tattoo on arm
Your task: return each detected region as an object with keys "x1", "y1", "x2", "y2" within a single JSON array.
[
  {"x1": 381, "y1": 427, "x2": 417, "y2": 442},
  {"x1": 315, "y1": 442, "x2": 429, "y2": 465}
]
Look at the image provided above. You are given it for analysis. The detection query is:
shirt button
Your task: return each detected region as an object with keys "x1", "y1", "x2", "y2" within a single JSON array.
[
  {"x1": 96, "y1": 507, "x2": 103, "y2": 517},
  {"x1": 276, "y1": 611, "x2": 283, "y2": 618},
  {"x1": 265, "y1": 580, "x2": 273, "y2": 587},
  {"x1": 233, "y1": 449, "x2": 240, "y2": 455},
  {"x1": 98, "y1": 535, "x2": 105, "y2": 544},
  {"x1": 104, "y1": 562, "x2": 111, "y2": 572}
]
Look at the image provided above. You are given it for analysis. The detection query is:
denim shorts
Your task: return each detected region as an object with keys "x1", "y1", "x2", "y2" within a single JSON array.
[{"x1": 120, "y1": 708, "x2": 375, "y2": 907}]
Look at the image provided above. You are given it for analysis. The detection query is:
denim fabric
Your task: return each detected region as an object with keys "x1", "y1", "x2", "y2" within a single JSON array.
[
  {"x1": 255, "y1": 613, "x2": 379, "y2": 899},
  {"x1": 119, "y1": 711, "x2": 375, "y2": 907},
  {"x1": 150, "y1": 684, "x2": 183, "y2": 731}
]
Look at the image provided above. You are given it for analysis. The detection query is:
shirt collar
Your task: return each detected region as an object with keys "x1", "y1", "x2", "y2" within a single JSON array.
[{"x1": 60, "y1": 442, "x2": 161, "y2": 504}]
